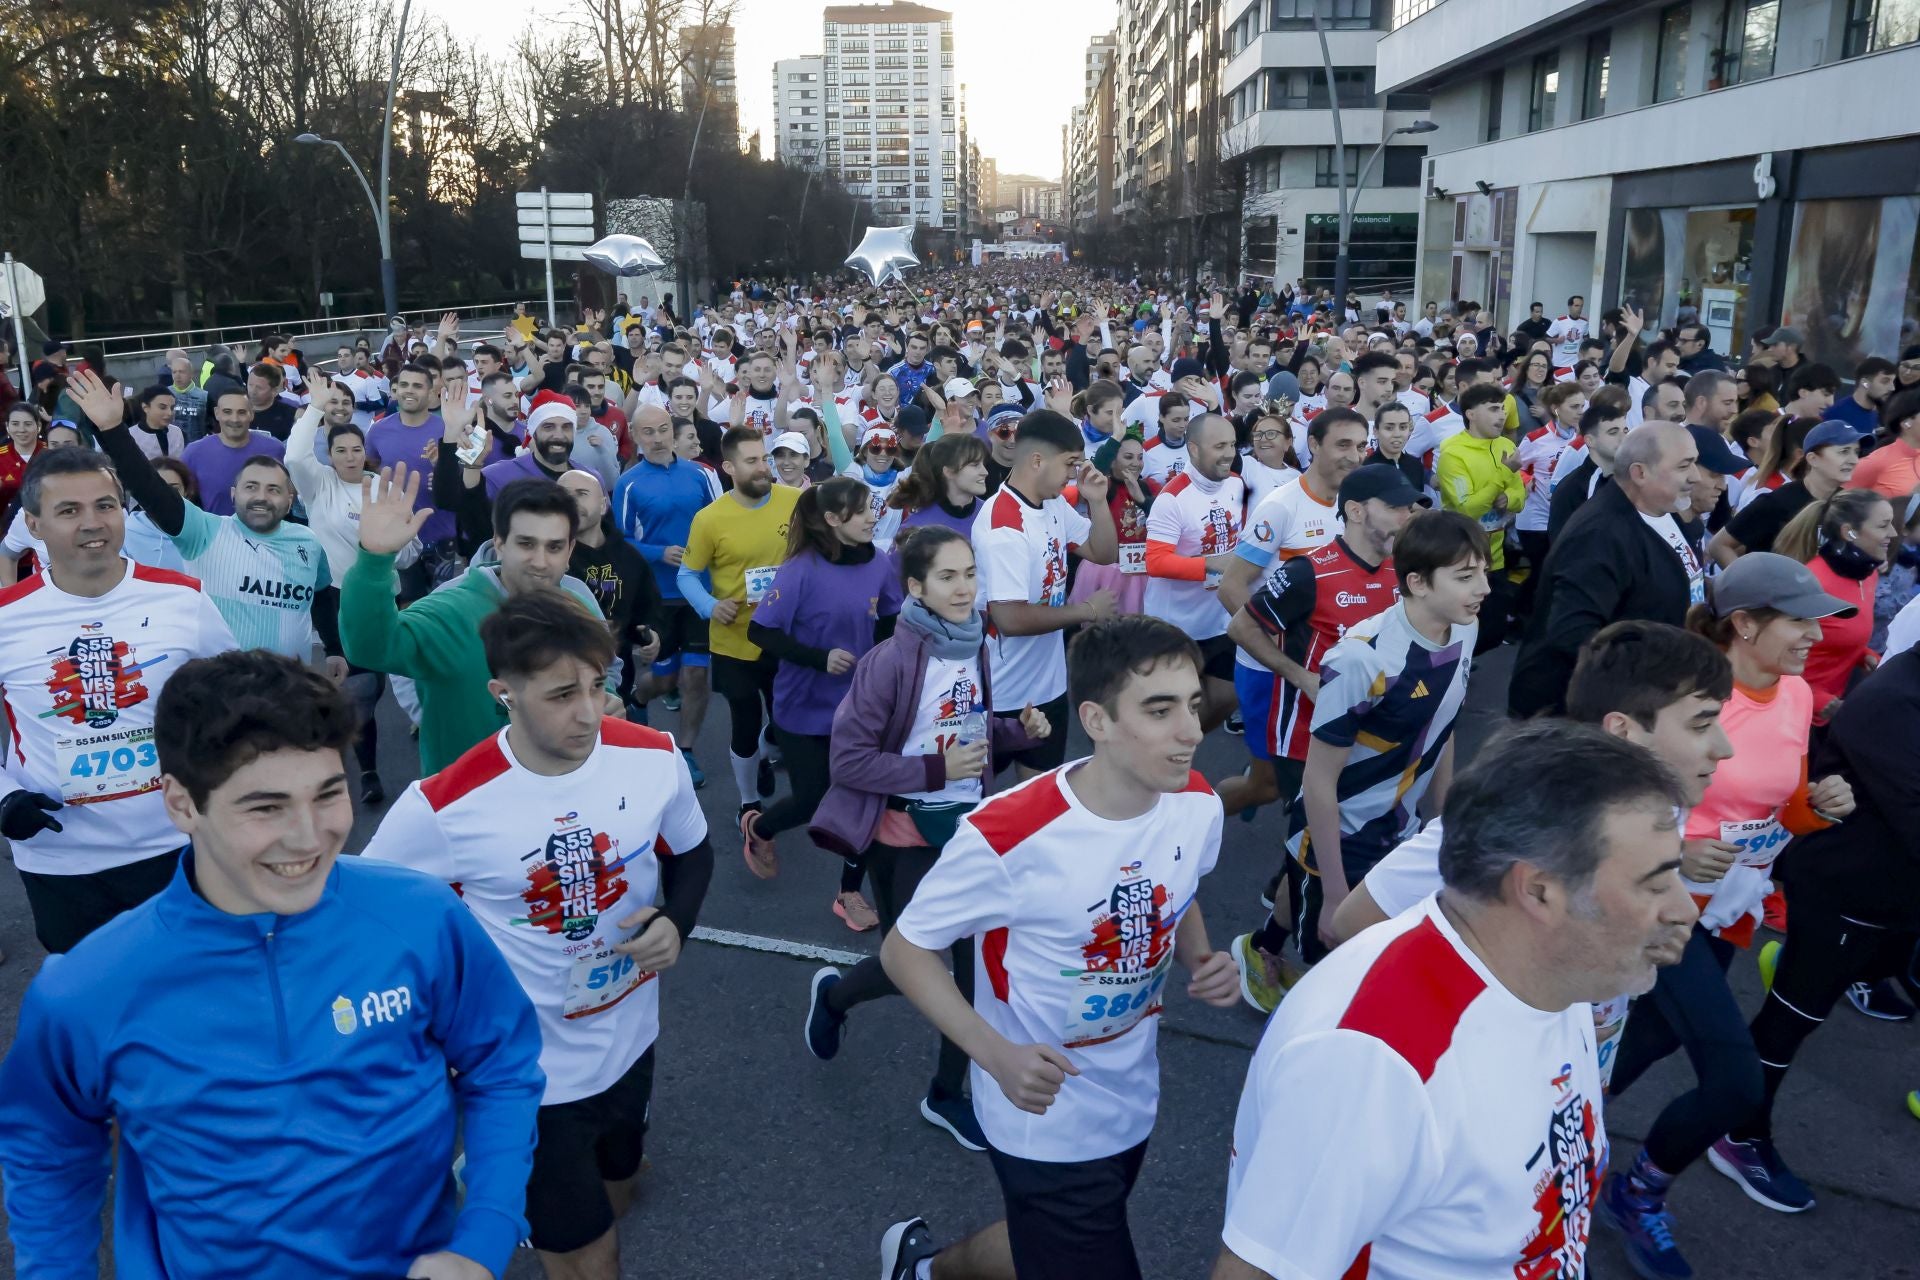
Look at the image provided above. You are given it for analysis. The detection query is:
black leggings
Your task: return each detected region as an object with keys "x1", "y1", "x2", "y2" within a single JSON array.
[
  {"x1": 758, "y1": 726, "x2": 832, "y2": 839},
  {"x1": 826, "y1": 839, "x2": 974, "y2": 1099},
  {"x1": 711, "y1": 652, "x2": 778, "y2": 758},
  {"x1": 1608, "y1": 925, "x2": 1764, "y2": 1174},
  {"x1": 343, "y1": 668, "x2": 385, "y2": 774},
  {"x1": 1736, "y1": 897, "x2": 1917, "y2": 1141}
]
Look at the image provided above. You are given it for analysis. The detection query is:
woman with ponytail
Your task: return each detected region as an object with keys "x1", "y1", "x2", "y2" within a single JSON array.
[
  {"x1": 803, "y1": 527, "x2": 1049, "y2": 1149},
  {"x1": 1774, "y1": 487, "x2": 1894, "y2": 724},
  {"x1": 1072, "y1": 380, "x2": 1125, "y2": 449},
  {"x1": 892, "y1": 431, "x2": 990, "y2": 538},
  {"x1": 743, "y1": 476, "x2": 904, "y2": 930}
]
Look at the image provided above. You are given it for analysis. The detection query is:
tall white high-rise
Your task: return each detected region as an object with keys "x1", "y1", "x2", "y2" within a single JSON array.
[
  {"x1": 823, "y1": 1, "x2": 959, "y2": 234},
  {"x1": 773, "y1": 56, "x2": 826, "y2": 168}
]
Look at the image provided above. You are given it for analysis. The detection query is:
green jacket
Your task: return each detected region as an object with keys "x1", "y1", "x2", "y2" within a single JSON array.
[{"x1": 341, "y1": 552, "x2": 604, "y2": 773}]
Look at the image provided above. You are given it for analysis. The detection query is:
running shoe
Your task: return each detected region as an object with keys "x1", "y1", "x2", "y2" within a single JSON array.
[
  {"x1": 1757, "y1": 939, "x2": 1780, "y2": 994},
  {"x1": 740, "y1": 807, "x2": 778, "y2": 879},
  {"x1": 881, "y1": 1217, "x2": 938, "y2": 1280},
  {"x1": 919, "y1": 1090, "x2": 987, "y2": 1152},
  {"x1": 1846, "y1": 978, "x2": 1915, "y2": 1022},
  {"x1": 1761, "y1": 889, "x2": 1787, "y2": 933},
  {"x1": 662, "y1": 690, "x2": 682, "y2": 712},
  {"x1": 1231, "y1": 931, "x2": 1292, "y2": 1014},
  {"x1": 1707, "y1": 1136, "x2": 1815, "y2": 1213},
  {"x1": 1599, "y1": 1172, "x2": 1693, "y2": 1279},
  {"x1": 834, "y1": 890, "x2": 880, "y2": 932},
  {"x1": 1224, "y1": 711, "x2": 1244, "y2": 736},
  {"x1": 681, "y1": 747, "x2": 706, "y2": 790},
  {"x1": 1907, "y1": 1089, "x2": 1920, "y2": 1121},
  {"x1": 804, "y1": 966, "x2": 846, "y2": 1061},
  {"x1": 360, "y1": 770, "x2": 385, "y2": 807}
]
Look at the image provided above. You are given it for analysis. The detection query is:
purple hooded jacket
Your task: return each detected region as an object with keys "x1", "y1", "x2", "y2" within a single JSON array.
[{"x1": 808, "y1": 620, "x2": 1038, "y2": 859}]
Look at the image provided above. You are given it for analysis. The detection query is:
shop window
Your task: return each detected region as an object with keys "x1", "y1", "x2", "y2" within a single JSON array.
[
  {"x1": 1655, "y1": 4, "x2": 1692, "y2": 102},
  {"x1": 1781, "y1": 195, "x2": 1920, "y2": 371},
  {"x1": 1619, "y1": 204, "x2": 1754, "y2": 352}
]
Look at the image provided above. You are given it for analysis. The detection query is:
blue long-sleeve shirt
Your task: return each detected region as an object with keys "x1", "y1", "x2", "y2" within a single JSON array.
[
  {"x1": 0, "y1": 855, "x2": 545, "y2": 1280},
  {"x1": 612, "y1": 455, "x2": 717, "y2": 601}
]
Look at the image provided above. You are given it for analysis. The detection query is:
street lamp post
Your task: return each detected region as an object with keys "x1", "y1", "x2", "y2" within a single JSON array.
[
  {"x1": 293, "y1": 0, "x2": 410, "y2": 321},
  {"x1": 1311, "y1": 5, "x2": 1436, "y2": 316}
]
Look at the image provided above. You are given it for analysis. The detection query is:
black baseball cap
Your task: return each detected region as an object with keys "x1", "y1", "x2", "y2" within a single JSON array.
[
  {"x1": 1685, "y1": 424, "x2": 1746, "y2": 476},
  {"x1": 1338, "y1": 463, "x2": 1427, "y2": 511}
]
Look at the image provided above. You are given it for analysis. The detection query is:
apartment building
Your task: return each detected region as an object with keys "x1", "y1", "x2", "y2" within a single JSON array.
[
  {"x1": 1379, "y1": 0, "x2": 1920, "y2": 365},
  {"x1": 1220, "y1": 0, "x2": 1431, "y2": 293},
  {"x1": 680, "y1": 23, "x2": 738, "y2": 147},
  {"x1": 822, "y1": 1, "x2": 960, "y2": 237},
  {"x1": 773, "y1": 56, "x2": 826, "y2": 169}
]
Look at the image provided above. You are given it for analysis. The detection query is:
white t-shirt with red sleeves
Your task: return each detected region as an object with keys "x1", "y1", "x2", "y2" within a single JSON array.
[
  {"x1": 894, "y1": 763, "x2": 1224, "y2": 1162},
  {"x1": 1235, "y1": 474, "x2": 1339, "y2": 601},
  {"x1": 1222, "y1": 896, "x2": 1605, "y2": 1280},
  {"x1": 973, "y1": 486, "x2": 1093, "y2": 711},
  {"x1": 1514, "y1": 422, "x2": 1577, "y2": 533},
  {"x1": 897, "y1": 654, "x2": 987, "y2": 806},
  {"x1": 1144, "y1": 470, "x2": 1242, "y2": 640},
  {"x1": 0, "y1": 560, "x2": 238, "y2": 875},
  {"x1": 361, "y1": 719, "x2": 708, "y2": 1106}
]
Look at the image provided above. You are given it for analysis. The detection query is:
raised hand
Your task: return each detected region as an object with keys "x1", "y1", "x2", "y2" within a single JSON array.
[
  {"x1": 358, "y1": 464, "x2": 431, "y2": 555},
  {"x1": 65, "y1": 368, "x2": 126, "y2": 432}
]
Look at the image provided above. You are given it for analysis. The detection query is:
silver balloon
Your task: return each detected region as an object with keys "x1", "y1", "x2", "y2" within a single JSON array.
[
  {"x1": 845, "y1": 225, "x2": 920, "y2": 286},
  {"x1": 584, "y1": 233, "x2": 666, "y2": 277}
]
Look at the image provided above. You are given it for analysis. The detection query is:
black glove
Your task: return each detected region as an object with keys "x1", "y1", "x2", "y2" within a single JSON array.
[{"x1": 0, "y1": 790, "x2": 64, "y2": 841}]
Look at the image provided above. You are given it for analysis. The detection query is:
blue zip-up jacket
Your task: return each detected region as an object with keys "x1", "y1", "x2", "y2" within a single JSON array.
[
  {"x1": 612, "y1": 455, "x2": 715, "y2": 601},
  {"x1": 0, "y1": 855, "x2": 545, "y2": 1280}
]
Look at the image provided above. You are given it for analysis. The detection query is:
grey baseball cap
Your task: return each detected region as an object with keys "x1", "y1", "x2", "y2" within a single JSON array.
[
  {"x1": 1706, "y1": 552, "x2": 1857, "y2": 620},
  {"x1": 1765, "y1": 325, "x2": 1805, "y2": 349}
]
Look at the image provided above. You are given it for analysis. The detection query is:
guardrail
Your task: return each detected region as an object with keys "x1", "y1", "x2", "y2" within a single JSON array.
[{"x1": 86, "y1": 300, "x2": 526, "y2": 364}]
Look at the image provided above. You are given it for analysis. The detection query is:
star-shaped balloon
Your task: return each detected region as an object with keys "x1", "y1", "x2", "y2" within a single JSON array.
[
  {"x1": 585, "y1": 234, "x2": 666, "y2": 277},
  {"x1": 845, "y1": 225, "x2": 919, "y2": 286}
]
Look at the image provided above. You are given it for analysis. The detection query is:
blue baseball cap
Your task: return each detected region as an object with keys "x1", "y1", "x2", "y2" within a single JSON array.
[
  {"x1": 1685, "y1": 424, "x2": 1746, "y2": 476},
  {"x1": 1802, "y1": 420, "x2": 1865, "y2": 454}
]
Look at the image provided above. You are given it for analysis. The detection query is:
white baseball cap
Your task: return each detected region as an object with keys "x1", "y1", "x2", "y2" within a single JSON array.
[
  {"x1": 943, "y1": 377, "x2": 978, "y2": 400},
  {"x1": 769, "y1": 431, "x2": 811, "y2": 456}
]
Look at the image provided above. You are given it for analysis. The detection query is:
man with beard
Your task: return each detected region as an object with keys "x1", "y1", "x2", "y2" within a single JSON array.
[
  {"x1": 180, "y1": 386, "x2": 287, "y2": 517},
  {"x1": 75, "y1": 370, "x2": 338, "y2": 669},
  {"x1": 434, "y1": 389, "x2": 581, "y2": 551}
]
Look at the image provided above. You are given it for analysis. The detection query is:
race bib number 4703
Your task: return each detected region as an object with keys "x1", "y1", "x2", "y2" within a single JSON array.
[{"x1": 55, "y1": 727, "x2": 160, "y2": 805}]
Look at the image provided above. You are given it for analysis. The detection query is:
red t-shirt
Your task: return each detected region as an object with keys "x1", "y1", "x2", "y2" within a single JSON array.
[{"x1": 1802, "y1": 554, "x2": 1874, "y2": 718}]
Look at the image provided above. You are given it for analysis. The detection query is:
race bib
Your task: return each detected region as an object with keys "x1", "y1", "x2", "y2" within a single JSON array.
[
  {"x1": 54, "y1": 727, "x2": 160, "y2": 806},
  {"x1": 1721, "y1": 817, "x2": 1790, "y2": 869},
  {"x1": 1062, "y1": 951, "x2": 1174, "y2": 1047},
  {"x1": 1592, "y1": 995, "x2": 1632, "y2": 1089},
  {"x1": 1119, "y1": 542, "x2": 1147, "y2": 575},
  {"x1": 563, "y1": 944, "x2": 655, "y2": 1020},
  {"x1": 743, "y1": 564, "x2": 779, "y2": 605}
]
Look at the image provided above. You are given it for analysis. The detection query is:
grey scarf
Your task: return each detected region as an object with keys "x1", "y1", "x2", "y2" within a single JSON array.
[{"x1": 898, "y1": 596, "x2": 983, "y2": 662}]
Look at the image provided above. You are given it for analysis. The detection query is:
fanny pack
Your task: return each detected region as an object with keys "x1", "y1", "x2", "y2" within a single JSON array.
[{"x1": 904, "y1": 799, "x2": 975, "y2": 850}]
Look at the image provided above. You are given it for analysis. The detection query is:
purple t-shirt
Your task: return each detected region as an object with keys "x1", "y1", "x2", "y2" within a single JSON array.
[
  {"x1": 899, "y1": 498, "x2": 980, "y2": 540},
  {"x1": 481, "y1": 450, "x2": 573, "y2": 499},
  {"x1": 754, "y1": 548, "x2": 903, "y2": 735},
  {"x1": 179, "y1": 432, "x2": 287, "y2": 516},
  {"x1": 366, "y1": 412, "x2": 451, "y2": 542}
]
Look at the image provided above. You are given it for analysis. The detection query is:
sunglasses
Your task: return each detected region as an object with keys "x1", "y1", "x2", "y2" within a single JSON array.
[
  {"x1": 866, "y1": 443, "x2": 898, "y2": 455},
  {"x1": 990, "y1": 425, "x2": 1018, "y2": 439}
]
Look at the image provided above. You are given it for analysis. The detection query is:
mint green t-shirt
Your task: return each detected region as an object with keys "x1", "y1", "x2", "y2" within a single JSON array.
[{"x1": 170, "y1": 504, "x2": 331, "y2": 659}]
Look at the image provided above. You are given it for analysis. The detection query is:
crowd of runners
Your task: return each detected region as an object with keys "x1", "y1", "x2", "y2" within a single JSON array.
[{"x1": 0, "y1": 263, "x2": 1917, "y2": 1279}]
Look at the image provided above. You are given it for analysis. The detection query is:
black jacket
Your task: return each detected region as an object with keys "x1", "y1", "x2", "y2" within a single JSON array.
[
  {"x1": 1546, "y1": 457, "x2": 1607, "y2": 542},
  {"x1": 1776, "y1": 649, "x2": 1920, "y2": 929},
  {"x1": 1508, "y1": 481, "x2": 1693, "y2": 717}
]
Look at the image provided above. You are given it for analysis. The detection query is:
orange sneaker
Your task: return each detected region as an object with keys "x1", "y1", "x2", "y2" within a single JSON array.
[
  {"x1": 1762, "y1": 889, "x2": 1787, "y2": 933},
  {"x1": 740, "y1": 808, "x2": 778, "y2": 879},
  {"x1": 833, "y1": 890, "x2": 879, "y2": 931}
]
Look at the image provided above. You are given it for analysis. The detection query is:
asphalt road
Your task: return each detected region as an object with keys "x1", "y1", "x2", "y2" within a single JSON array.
[{"x1": 0, "y1": 646, "x2": 1915, "y2": 1279}]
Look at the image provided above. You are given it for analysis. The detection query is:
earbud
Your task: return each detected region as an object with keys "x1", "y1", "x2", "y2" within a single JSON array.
[
  {"x1": 1846, "y1": 530, "x2": 1858, "y2": 540},
  {"x1": 497, "y1": 693, "x2": 513, "y2": 709}
]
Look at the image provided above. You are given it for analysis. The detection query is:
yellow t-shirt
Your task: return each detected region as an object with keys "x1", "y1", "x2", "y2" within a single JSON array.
[{"x1": 683, "y1": 485, "x2": 801, "y2": 661}]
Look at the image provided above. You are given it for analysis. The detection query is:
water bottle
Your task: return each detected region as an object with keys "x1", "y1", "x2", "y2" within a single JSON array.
[{"x1": 957, "y1": 710, "x2": 988, "y2": 746}]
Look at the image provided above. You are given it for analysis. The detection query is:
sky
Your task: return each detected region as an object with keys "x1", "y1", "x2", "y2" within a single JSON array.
[{"x1": 411, "y1": 0, "x2": 1114, "y2": 178}]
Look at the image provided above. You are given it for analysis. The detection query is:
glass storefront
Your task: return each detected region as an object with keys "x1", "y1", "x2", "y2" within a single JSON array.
[
  {"x1": 1303, "y1": 212, "x2": 1419, "y2": 292},
  {"x1": 1619, "y1": 205, "x2": 1756, "y2": 355},
  {"x1": 1780, "y1": 195, "x2": 1920, "y2": 371}
]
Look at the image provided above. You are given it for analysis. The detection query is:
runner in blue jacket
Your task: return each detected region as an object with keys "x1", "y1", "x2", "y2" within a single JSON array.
[{"x1": 0, "y1": 648, "x2": 545, "y2": 1280}]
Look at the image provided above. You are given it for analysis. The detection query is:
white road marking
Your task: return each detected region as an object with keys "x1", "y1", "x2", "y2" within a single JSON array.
[{"x1": 690, "y1": 925, "x2": 867, "y2": 967}]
